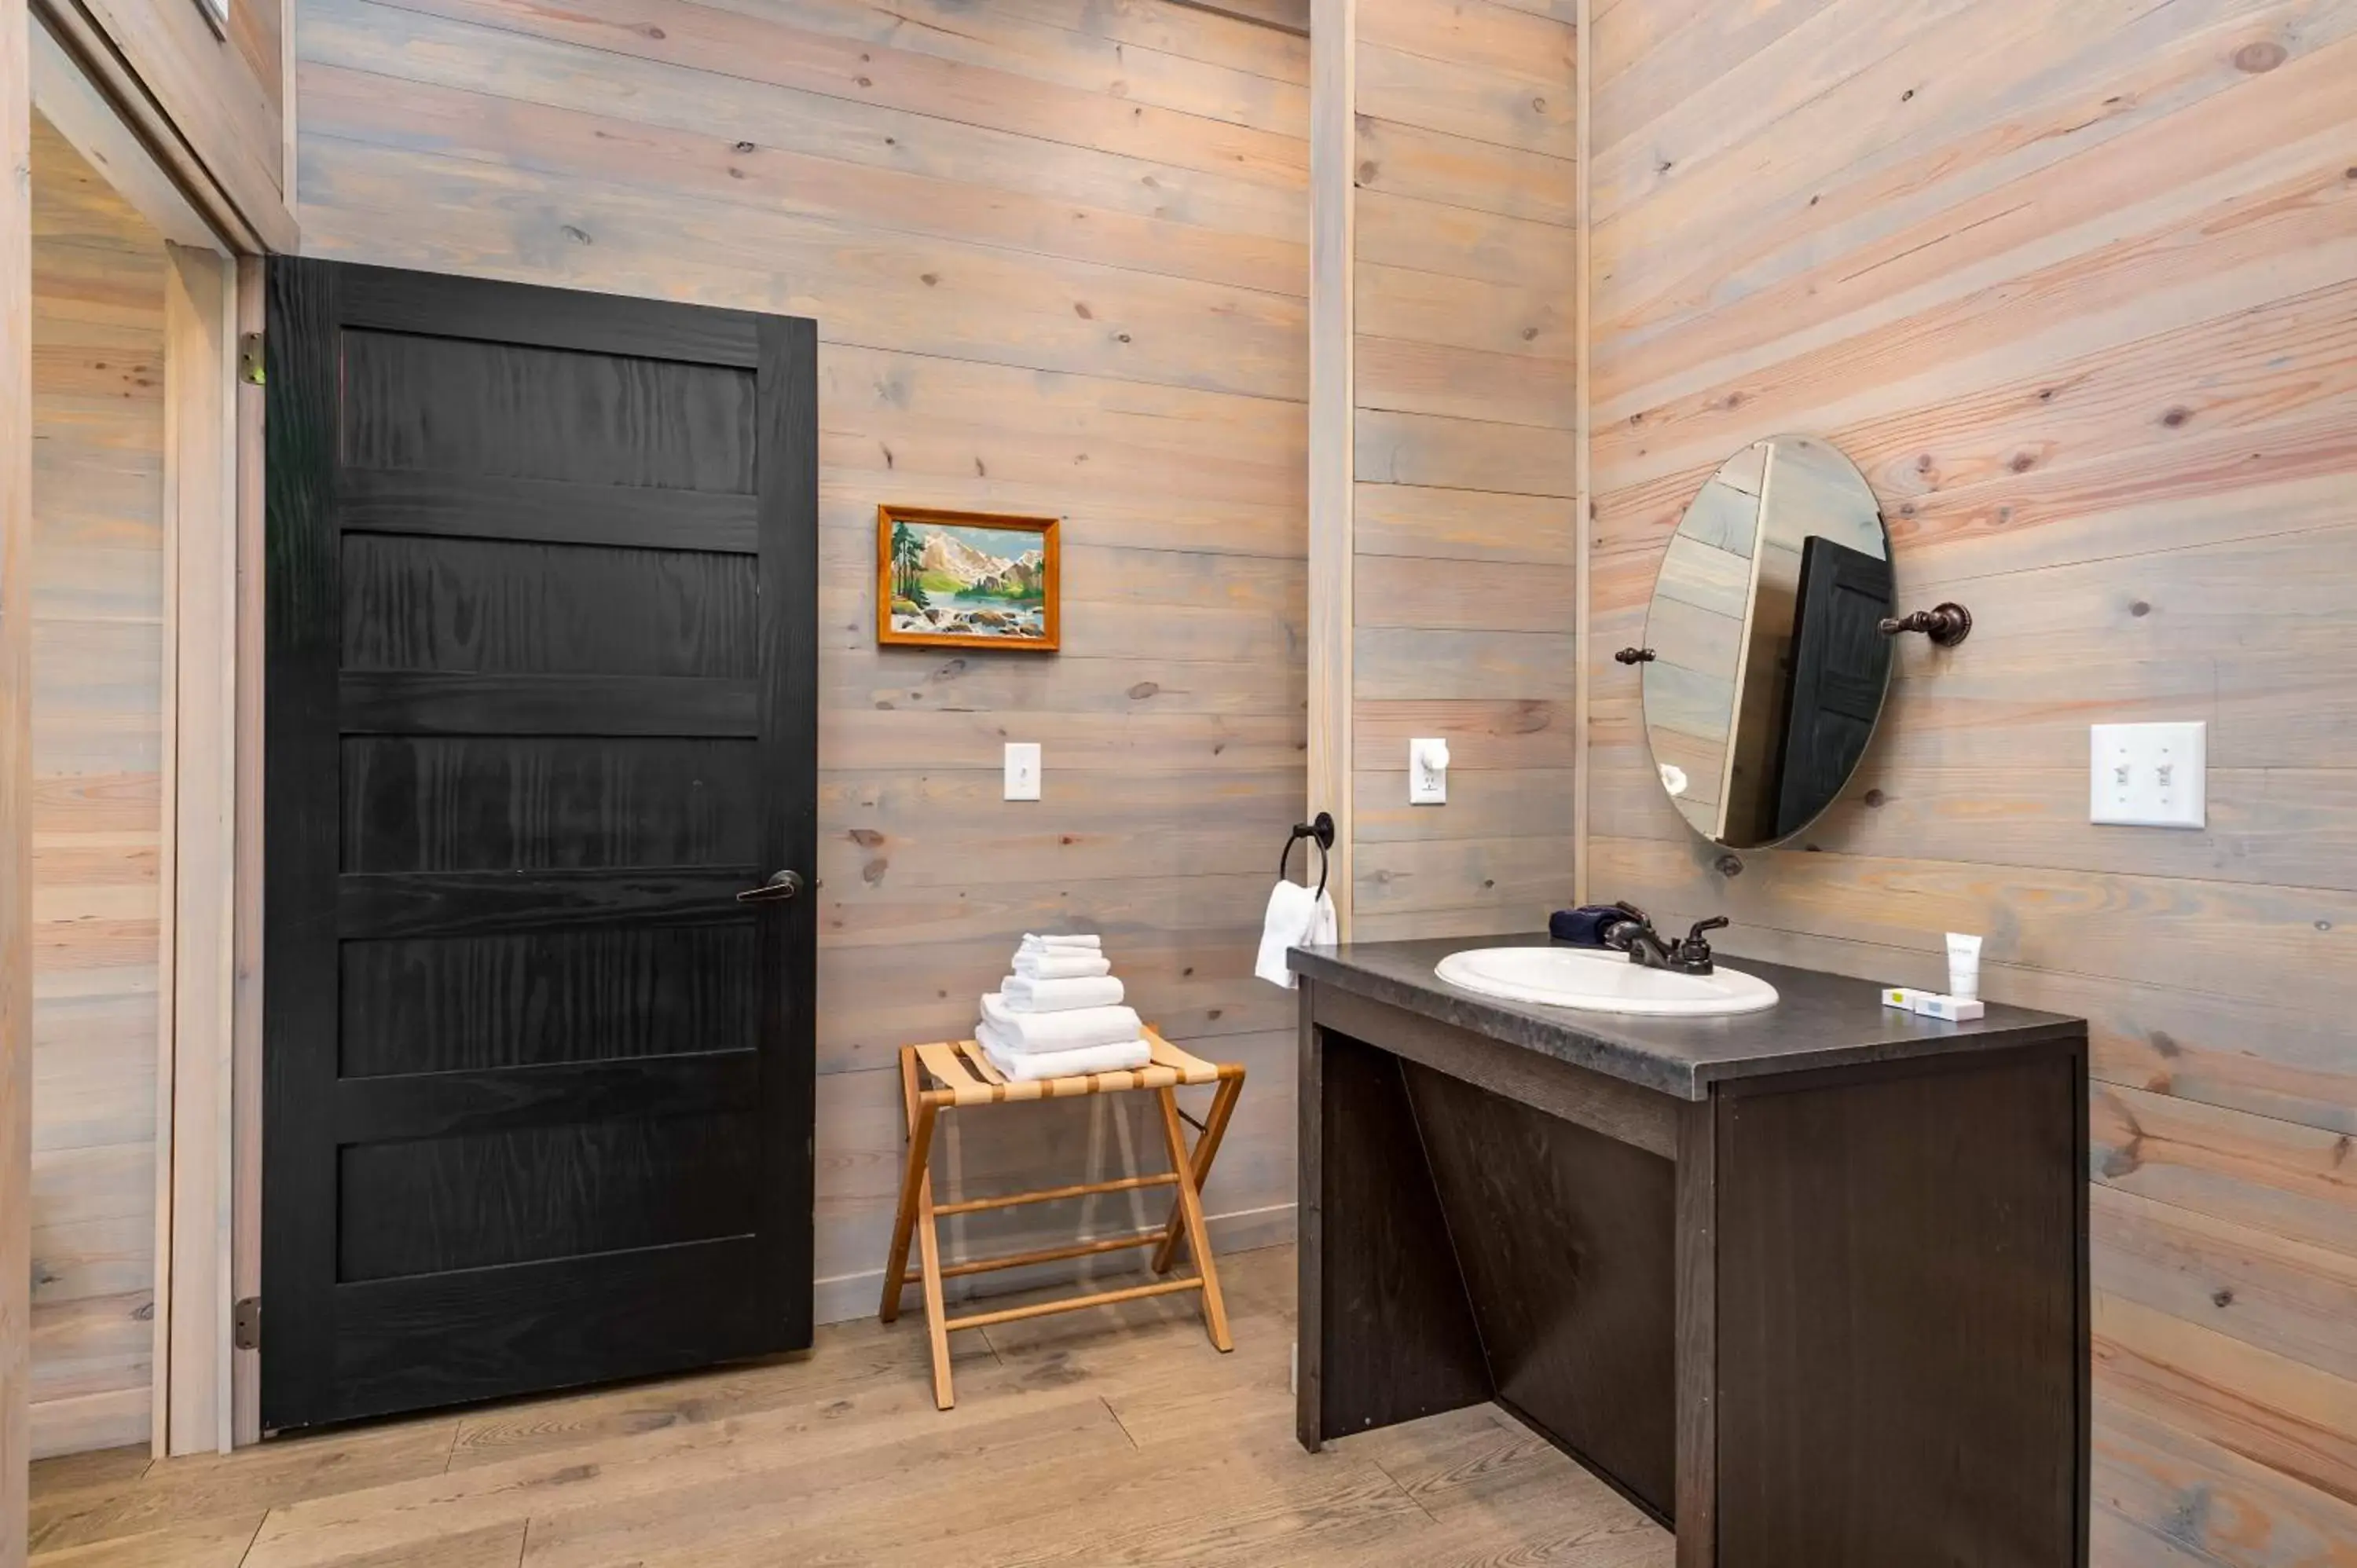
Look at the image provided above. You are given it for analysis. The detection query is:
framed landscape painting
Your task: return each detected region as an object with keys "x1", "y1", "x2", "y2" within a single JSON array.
[{"x1": 877, "y1": 506, "x2": 1061, "y2": 652}]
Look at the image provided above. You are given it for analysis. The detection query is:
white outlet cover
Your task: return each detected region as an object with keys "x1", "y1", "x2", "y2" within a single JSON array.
[
  {"x1": 1409, "y1": 738, "x2": 1449, "y2": 804},
  {"x1": 2090, "y1": 722, "x2": 2205, "y2": 828},
  {"x1": 1004, "y1": 742, "x2": 1042, "y2": 801}
]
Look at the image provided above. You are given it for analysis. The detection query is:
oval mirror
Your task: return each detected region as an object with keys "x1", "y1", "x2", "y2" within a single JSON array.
[{"x1": 1634, "y1": 435, "x2": 1893, "y2": 849}]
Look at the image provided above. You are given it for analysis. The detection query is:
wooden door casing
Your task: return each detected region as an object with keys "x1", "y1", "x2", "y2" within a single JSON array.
[{"x1": 262, "y1": 261, "x2": 817, "y2": 1431}]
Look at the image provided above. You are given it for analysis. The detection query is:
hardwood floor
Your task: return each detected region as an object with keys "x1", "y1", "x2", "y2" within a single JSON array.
[{"x1": 26, "y1": 1246, "x2": 1670, "y2": 1566}]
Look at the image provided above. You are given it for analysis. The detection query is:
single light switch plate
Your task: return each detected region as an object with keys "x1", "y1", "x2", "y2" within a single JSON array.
[
  {"x1": 2090, "y1": 721, "x2": 2205, "y2": 828},
  {"x1": 1409, "y1": 738, "x2": 1450, "y2": 804},
  {"x1": 1004, "y1": 742, "x2": 1042, "y2": 801}
]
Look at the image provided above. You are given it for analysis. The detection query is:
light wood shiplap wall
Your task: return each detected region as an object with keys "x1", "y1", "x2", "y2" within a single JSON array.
[
  {"x1": 291, "y1": 0, "x2": 1311, "y2": 1321},
  {"x1": 1585, "y1": 3, "x2": 2357, "y2": 1561},
  {"x1": 1348, "y1": 0, "x2": 1580, "y2": 939},
  {"x1": 27, "y1": 115, "x2": 168, "y2": 1459}
]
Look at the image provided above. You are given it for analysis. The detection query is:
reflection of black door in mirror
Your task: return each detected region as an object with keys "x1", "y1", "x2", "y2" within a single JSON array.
[{"x1": 1772, "y1": 536, "x2": 1894, "y2": 839}]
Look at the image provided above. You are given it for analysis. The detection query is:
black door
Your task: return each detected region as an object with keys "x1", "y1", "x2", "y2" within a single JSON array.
[
  {"x1": 1772, "y1": 534, "x2": 1893, "y2": 840},
  {"x1": 262, "y1": 261, "x2": 817, "y2": 1430}
]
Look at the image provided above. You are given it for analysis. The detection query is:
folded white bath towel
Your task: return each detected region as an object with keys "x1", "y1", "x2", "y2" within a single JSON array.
[
  {"x1": 976, "y1": 1023, "x2": 1151, "y2": 1082},
  {"x1": 979, "y1": 992, "x2": 1142, "y2": 1052},
  {"x1": 1255, "y1": 878, "x2": 1338, "y2": 989},
  {"x1": 999, "y1": 973, "x2": 1127, "y2": 1013},
  {"x1": 1013, "y1": 948, "x2": 1113, "y2": 980},
  {"x1": 1021, "y1": 932, "x2": 1101, "y2": 951}
]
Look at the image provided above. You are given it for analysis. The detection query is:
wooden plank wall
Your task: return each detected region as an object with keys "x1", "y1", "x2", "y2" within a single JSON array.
[
  {"x1": 291, "y1": 0, "x2": 1313, "y2": 1324},
  {"x1": 1348, "y1": 0, "x2": 1581, "y2": 940},
  {"x1": 3, "y1": 0, "x2": 37, "y2": 1544},
  {"x1": 1585, "y1": 2, "x2": 2357, "y2": 1560},
  {"x1": 27, "y1": 114, "x2": 167, "y2": 1458}
]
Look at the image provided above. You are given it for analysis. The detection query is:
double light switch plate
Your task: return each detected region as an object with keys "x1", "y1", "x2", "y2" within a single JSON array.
[{"x1": 2089, "y1": 721, "x2": 2205, "y2": 828}]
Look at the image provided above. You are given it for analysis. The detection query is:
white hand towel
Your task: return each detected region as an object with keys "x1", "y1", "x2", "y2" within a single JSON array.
[
  {"x1": 976, "y1": 1023, "x2": 1151, "y2": 1082},
  {"x1": 1255, "y1": 879, "x2": 1338, "y2": 989},
  {"x1": 1013, "y1": 949, "x2": 1113, "y2": 980},
  {"x1": 1020, "y1": 932, "x2": 1101, "y2": 951},
  {"x1": 999, "y1": 973, "x2": 1126, "y2": 1013},
  {"x1": 979, "y1": 993, "x2": 1142, "y2": 1052}
]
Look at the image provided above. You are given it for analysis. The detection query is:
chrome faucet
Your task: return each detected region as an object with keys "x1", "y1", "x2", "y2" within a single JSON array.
[{"x1": 1598, "y1": 903, "x2": 1728, "y2": 976}]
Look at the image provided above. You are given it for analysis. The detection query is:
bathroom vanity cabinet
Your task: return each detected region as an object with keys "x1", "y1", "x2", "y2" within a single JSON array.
[{"x1": 1293, "y1": 934, "x2": 2089, "y2": 1568}]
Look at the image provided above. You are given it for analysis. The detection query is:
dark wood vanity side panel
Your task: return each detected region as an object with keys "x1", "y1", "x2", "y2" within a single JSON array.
[
  {"x1": 2072, "y1": 1034, "x2": 2091, "y2": 1567},
  {"x1": 1402, "y1": 1060, "x2": 1679, "y2": 1522},
  {"x1": 1711, "y1": 1040, "x2": 2087, "y2": 1568},
  {"x1": 1298, "y1": 985, "x2": 1492, "y2": 1449},
  {"x1": 1673, "y1": 1096, "x2": 1717, "y2": 1568},
  {"x1": 1296, "y1": 985, "x2": 1322, "y2": 1453}
]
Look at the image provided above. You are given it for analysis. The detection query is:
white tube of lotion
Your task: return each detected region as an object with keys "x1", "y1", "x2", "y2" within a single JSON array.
[{"x1": 1946, "y1": 932, "x2": 1982, "y2": 1002}]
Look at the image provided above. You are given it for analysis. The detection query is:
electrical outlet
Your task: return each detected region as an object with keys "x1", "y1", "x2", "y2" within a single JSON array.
[
  {"x1": 2090, "y1": 722, "x2": 2205, "y2": 828},
  {"x1": 1003, "y1": 742, "x2": 1042, "y2": 801},
  {"x1": 1410, "y1": 738, "x2": 1450, "y2": 804}
]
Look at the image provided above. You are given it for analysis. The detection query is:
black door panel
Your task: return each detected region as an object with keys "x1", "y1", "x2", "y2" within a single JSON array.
[{"x1": 262, "y1": 260, "x2": 816, "y2": 1429}]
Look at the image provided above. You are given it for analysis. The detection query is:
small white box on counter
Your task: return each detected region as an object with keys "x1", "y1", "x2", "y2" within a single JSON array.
[
  {"x1": 1912, "y1": 992, "x2": 1985, "y2": 1022},
  {"x1": 1882, "y1": 986, "x2": 1985, "y2": 1021}
]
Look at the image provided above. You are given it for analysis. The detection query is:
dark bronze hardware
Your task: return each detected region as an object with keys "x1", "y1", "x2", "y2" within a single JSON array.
[
  {"x1": 1673, "y1": 917, "x2": 1729, "y2": 974},
  {"x1": 1615, "y1": 647, "x2": 1658, "y2": 665},
  {"x1": 1280, "y1": 811, "x2": 1336, "y2": 901},
  {"x1": 736, "y1": 869, "x2": 805, "y2": 903},
  {"x1": 1596, "y1": 903, "x2": 1723, "y2": 976},
  {"x1": 1878, "y1": 603, "x2": 1972, "y2": 647}
]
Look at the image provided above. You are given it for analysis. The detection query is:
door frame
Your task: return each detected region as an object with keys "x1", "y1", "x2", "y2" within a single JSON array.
[{"x1": 19, "y1": 11, "x2": 258, "y2": 1465}]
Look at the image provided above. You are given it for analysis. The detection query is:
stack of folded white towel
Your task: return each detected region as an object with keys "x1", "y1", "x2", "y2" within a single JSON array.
[{"x1": 975, "y1": 934, "x2": 1152, "y2": 1083}]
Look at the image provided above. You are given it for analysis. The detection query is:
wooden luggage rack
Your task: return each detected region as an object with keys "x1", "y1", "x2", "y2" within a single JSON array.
[{"x1": 879, "y1": 1028, "x2": 1245, "y2": 1408}]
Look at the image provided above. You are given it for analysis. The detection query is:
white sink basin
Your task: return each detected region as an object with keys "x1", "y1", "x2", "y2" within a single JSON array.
[{"x1": 1435, "y1": 946, "x2": 1778, "y2": 1017}]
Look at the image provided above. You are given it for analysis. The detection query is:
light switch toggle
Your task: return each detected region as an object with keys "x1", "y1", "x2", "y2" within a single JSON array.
[
  {"x1": 1410, "y1": 738, "x2": 1450, "y2": 805},
  {"x1": 1004, "y1": 742, "x2": 1042, "y2": 801}
]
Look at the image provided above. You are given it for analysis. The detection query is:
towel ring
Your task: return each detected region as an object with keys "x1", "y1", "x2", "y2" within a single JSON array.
[{"x1": 1280, "y1": 811, "x2": 1336, "y2": 902}]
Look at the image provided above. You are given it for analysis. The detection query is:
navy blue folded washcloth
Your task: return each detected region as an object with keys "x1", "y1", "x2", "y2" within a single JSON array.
[{"x1": 1549, "y1": 906, "x2": 1626, "y2": 947}]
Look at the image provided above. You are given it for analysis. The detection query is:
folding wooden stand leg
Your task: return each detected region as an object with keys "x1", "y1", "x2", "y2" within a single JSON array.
[
  {"x1": 1151, "y1": 1073, "x2": 1244, "y2": 1277},
  {"x1": 880, "y1": 1046, "x2": 952, "y2": 1408},
  {"x1": 878, "y1": 1028, "x2": 1245, "y2": 1409}
]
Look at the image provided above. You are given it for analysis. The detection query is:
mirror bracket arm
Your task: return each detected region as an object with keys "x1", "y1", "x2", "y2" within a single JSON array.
[{"x1": 1878, "y1": 602, "x2": 1973, "y2": 647}]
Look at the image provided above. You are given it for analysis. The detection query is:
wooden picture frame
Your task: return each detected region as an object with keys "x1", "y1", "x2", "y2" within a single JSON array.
[{"x1": 876, "y1": 506, "x2": 1061, "y2": 652}]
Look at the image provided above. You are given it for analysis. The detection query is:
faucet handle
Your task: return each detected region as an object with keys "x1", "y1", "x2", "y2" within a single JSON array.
[{"x1": 1667, "y1": 917, "x2": 1728, "y2": 975}]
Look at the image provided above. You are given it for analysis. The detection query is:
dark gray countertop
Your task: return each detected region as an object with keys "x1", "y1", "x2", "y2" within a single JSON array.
[{"x1": 1288, "y1": 932, "x2": 2084, "y2": 1101}]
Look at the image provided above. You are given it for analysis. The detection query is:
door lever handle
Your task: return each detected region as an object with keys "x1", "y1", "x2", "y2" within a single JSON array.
[{"x1": 736, "y1": 869, "x2": 805, "y2": 904}]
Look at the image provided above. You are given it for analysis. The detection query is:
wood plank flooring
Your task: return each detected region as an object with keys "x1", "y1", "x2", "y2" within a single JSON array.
[{"x1": 26, "y1": 1246, "x2": 1670, "y2": 1566}]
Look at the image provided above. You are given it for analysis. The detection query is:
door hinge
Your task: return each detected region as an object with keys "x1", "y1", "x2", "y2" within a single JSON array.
[
  {"x1": 237, "y1": 332, "x2": 266, "y2": 386},
  {"x1": 233, "y1": 1296, "x2": 262, "y2": 1350}
]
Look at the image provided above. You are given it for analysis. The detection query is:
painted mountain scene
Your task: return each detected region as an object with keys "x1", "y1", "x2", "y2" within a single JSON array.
[{"x1": 878, "y1": 508, "x2": 1059, "y2": 651}]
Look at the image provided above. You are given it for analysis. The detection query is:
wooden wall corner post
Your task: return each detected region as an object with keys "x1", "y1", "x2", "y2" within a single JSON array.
[
  {"x1": 2, "y1": 0, "x2": 34, "y2": 1553},
  {"x1": 1571, "y1": 0, "x2": 1593, "y2": 907},
  {"x1": 1307, "y1": 0, "x2": 1354, "y2": 938}
]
